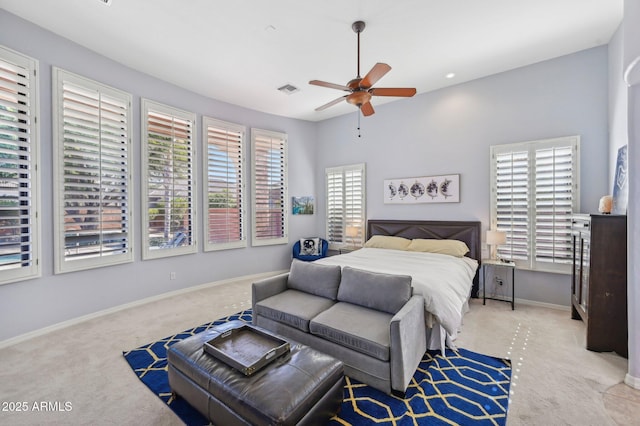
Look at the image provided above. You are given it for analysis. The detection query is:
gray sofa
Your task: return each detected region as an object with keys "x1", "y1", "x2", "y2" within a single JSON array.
[{"x1": 252, "y1": 259, "x2": 427, "y2": 395}]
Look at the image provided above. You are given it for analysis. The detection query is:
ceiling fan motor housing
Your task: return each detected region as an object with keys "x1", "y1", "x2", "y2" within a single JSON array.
[{"x1": 346, "y1": 91, "x2": 372, "y2": 106}]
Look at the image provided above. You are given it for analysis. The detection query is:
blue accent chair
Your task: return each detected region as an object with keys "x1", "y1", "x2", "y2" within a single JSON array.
[{"x1": 293, "y1": 238, "x2": 329, "y2": 261}]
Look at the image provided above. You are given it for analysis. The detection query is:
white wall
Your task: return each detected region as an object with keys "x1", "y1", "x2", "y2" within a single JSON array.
[
  {"x1": 621, "y1": 0, "x2": 640, "y2": 390},
  {"x1": 0, "y1": 11, "x2": 318, "y2": 342},
  {"x1": 609, "y1": 25, "x2": 629, "y2": 183},
  {"x1": 316, "y1": 46, "x2": 610, "y2": 306}
]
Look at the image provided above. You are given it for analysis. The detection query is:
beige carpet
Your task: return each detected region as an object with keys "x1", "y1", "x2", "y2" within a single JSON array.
[{"x1": 0, "y1": 276, "x2": 638, "y2": 425}]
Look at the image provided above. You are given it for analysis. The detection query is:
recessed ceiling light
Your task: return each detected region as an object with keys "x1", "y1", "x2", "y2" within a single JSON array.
[{"x1": 445, "y1": 73, "x2": 456, "y2": 79}]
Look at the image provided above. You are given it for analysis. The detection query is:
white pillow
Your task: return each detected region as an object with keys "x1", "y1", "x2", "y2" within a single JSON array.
[{"x1": 299, "y1": 238, "x2": 320, "y2": 256}]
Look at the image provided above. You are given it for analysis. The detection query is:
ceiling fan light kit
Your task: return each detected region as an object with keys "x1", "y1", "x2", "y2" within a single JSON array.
[{"x1": 309, "y1": 20, "x2": 417, "y2": 117}]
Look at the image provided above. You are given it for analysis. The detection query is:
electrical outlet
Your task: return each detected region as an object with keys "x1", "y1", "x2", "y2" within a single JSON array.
[
  {"x1": 170, "y1": 272, "x2": 176, "y2": 280},
  {"x1": 495, "y1": 276, "x2": 503, "y2": 286}
]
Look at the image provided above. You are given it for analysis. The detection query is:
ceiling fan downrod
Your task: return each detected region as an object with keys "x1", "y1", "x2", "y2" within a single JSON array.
[{"x1": 352, "y1": 21, "x2": 365, "y2": 78}]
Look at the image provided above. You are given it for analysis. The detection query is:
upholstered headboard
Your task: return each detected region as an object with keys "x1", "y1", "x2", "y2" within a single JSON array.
[{"x1": 367, "y1": 219, "x2": 482, "y2": 297}]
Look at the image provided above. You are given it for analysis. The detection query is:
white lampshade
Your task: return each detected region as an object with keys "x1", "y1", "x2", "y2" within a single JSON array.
[
  {"x1": 345, "y1": 226, "x2": 359, "y2": 238},
  {"x1": 486, "y1": 230, "x2": 506, "y2": 246},
  {"x1": 486, "y1": 229, "x2": 506, "y2": 260}
]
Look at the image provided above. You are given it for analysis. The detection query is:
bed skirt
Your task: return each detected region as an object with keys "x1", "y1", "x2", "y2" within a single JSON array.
[{"x1": 426, "y1": 298, "x2": 470, "y2": 354}]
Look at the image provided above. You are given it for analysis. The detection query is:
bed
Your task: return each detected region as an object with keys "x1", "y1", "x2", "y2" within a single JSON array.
[{"x1": 316, "y1": 219, "x2": 481, "y2": 352}]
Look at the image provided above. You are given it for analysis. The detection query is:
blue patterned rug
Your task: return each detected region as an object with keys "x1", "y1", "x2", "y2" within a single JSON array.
[{"x1": 123, "y1": 310, "x2": 511, "y2": 425}]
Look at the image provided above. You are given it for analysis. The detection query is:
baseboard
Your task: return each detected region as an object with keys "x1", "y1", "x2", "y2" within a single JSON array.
[
  {"x1": 478, "y1": 296, "x2": 570, "y2": 311},
  {"x1": 625, "y1": 373, "x2": 640, "y2": 390},
  {"x1": 515, "y1": 298, "x2": 571, "y2": 311},
  {"x1": 0, "y1": 270, "x2": 286, "y2": 350}
]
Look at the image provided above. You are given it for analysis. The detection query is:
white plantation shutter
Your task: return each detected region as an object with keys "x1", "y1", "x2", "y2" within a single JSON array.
[
  {"x1": 491, "y1": 136, "x2": 579, "y2": 273},
  {"x1": 251, "y1": 128, "x2": 287, "y2": 246},
  {"x1": 53, "y1": 68, "x2": 132, "y2": 274},
  {"x1": 494, "y1": 150, "x2": 530, "y2": 261},
  {"x1": 204, "y1": 117, "x2": 245, "y2": 251},
  {"x1": 534, "y1": 145, "x2": 575, "y2": 265},
  {"x1": 326, "y1": 164, "x2": 366, "y2": 248},
  {"x1": 0, "y1": 47, "x2": 40, "y2": 284},
  {"x1": 326, "y1": 169, "x2": 344, "y2": 244},
  {"x1": 142, "y1": 99, "x2": 196, "y2": 259}
]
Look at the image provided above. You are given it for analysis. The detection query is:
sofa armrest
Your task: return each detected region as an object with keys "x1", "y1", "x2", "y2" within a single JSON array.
[
  {"x1": 389, "y1": 295, "x2": 427, "y2": 394},
  {"x1": 251, "y1": 273, "x2": 289, "y2": 312}
]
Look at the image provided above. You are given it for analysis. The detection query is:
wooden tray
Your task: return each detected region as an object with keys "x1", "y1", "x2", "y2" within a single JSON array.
[{"x1": 203, "y1": 323, "x2": 290, "y2": 376}]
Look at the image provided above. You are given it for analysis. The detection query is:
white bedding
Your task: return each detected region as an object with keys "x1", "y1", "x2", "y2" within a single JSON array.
[{"x1": 316, "y1": 247, "x2": 478, "y2": 337}]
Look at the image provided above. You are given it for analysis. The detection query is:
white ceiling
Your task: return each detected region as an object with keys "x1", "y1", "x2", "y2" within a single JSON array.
[{"x1": 1, "y1": 0, "x2": 624, "y2": 122}]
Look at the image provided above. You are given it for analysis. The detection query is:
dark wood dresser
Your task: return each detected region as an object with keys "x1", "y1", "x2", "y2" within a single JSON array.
[{"x1": 571, "y1": 214, "x2": 627, "y2": 357}]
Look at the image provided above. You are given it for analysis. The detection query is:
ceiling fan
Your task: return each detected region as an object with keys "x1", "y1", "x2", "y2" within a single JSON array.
[{"x1": 309, "y1": 20, "x2": 417, "y2": 117}]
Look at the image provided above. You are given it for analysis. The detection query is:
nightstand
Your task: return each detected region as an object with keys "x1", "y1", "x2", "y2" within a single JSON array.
[{"x1": 482, "y1": 259, "x2": 515, "y2": 310}]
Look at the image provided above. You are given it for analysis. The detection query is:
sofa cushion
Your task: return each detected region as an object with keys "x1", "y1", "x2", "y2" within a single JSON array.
[
  {"x1": 254, "y1": 289, "x2": 336, "y2": 332},
  {"x1": 288, "y1": 259, "x2": 342, "y2": 300},
  {"x1": 337, "y1": 266, "x2": 412, "y2": 314},
  {"x1": 310, "y1": 302, "x2": 393, "y2": 361}
]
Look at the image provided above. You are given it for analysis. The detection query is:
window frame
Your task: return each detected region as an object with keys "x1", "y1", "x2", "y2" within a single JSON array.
[
  {"x1": 141, "y1": 99, "x2": 197, "y2": 260},
  {"x1": 251, "y1": 128, "x2": 288, "y2": 247},
  {"x1": 490, "y1": 135, "x2": 580, "y2": 274},
  {"x1": 52, "y1": 67, "x2": 133, "y2": 274},
  {"x1": 202, "y1": 116, "x2": 246, "y2": 251},
  {"x1": 325, "y1": 163, "x2": 366, "y2": 250},
  {"x1": 0, "y1": 45, "x2": 41, "y2": 285}
]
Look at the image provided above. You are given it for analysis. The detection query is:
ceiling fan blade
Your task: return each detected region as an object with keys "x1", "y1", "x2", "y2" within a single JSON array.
[
  {"x1": 315, "y1": 95, "x2": 347, "y2": 111},
  {"x1": 309, "y1": 80, "x2": 351, "y2": 91},
  {"x1": 370, "y1": 87, "x2": 417, "y2": 97},
  {"x1": 359, "y1": 63, "x2": 391, "y2": 89},
  {"x1": 360, "y1": 101, "x2": 375, "y2": 116}
]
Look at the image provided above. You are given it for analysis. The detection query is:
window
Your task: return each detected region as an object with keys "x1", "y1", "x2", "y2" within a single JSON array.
[
  {"x1": 0, "y1": 46, "x2": 40, "y2": 284},
  {"x1": 490, "y1": 136, "x2": 579, "y2": 273},
  {"x1": 52, "y1": 68, "x2": 132, "y2": 273},
  {"x1": 251, "y1": 128, "x2": 287, "y2": 246},
  {"x1": 203, "y1": 117, "x2": 245, "y2": 251},
  {"x1": 141, "y1": 99, "x2": 196, "y2": 259},
  {"x1": 326, "y1": 163, "x2": 366, "y2": 248}
]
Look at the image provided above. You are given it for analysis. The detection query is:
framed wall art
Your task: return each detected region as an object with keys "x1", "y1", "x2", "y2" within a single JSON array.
[
  {"x1": 384, "y1": 174, "x2": 460, "y2": 204},
  {"x1": 292, "y1": 196, "x2": 314, "y2": 215},
  {"x1": 611, "y1": 144, "x2": 628, "y2": 215}
]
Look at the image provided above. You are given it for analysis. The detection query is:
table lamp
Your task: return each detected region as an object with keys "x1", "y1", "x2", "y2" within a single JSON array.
[
  {"x1": 345, "y1": 226, "x2": 359, "y2": 248},
  {"x1": 486, "y1": 229, "x2": 506, "y2": 260}
]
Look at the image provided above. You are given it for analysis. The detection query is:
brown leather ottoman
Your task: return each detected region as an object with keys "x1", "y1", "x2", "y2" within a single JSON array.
[{"x1": 167, "y1": 320, "x2": 344, "y2": 426}]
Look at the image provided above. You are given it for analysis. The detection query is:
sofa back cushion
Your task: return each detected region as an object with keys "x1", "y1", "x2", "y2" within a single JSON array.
[
  {"x1": 287, "y1": 259, "x2": 342, "y2": 300},
  {"x1": 337, "y1": 266, "x2": 412, "y2": 314}
]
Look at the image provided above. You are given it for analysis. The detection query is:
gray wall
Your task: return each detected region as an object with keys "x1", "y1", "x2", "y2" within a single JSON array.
[
  {"x1": 0, "y1": 9, "x2": 613, "y2": 342},
  {"x1": 315, "y1": 46, "x2": 610, "y2": 306},
  {"x1": 0, "y1": 11, "x2": 318, "y2": 341}
]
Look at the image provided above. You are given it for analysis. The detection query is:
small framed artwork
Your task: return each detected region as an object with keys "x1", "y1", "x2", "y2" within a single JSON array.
[
  {"x1": 292, "y1": 196, "x2": 314, "y2": 215},
  {"x1": 384, "y1": 174, "x2": 460, "y2": 204},
  {"x1": 611, "y1": 145, "x2": 628, "y2": 215}
]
